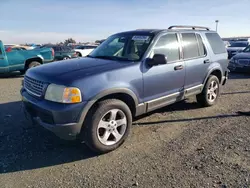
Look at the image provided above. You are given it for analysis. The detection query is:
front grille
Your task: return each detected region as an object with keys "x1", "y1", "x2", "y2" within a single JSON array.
[
  {"x1": 238, "y1": 59, "x2": 250, "y2": 66},
  {"x1": 24, "y1": 76, "x2": 45, "y2": 97}
]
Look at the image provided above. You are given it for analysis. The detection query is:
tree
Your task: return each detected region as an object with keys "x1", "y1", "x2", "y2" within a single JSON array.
[
  {"x1": 95, "y1": 39, "x2": 106, "y2": 44},
  {"x1": 64, "y1": 38, "x2": 76, "y2": 45}
]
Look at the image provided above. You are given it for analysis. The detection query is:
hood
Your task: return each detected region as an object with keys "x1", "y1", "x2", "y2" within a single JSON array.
[
  {"x1": 227, "y1": 47, "x2": 245, "y2": 52},
  {"x1": 26, "y1": 57, "x2": 130, "y2": 84},
  {"x1": 233, "y1": 52, "x2": 250, "y2": 59}
]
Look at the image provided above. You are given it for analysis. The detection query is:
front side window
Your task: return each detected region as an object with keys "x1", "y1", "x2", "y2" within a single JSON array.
[
  {"x1": 182, "y1": 33, "x2": 199, "y2": 59},
  {"x1": 151, "y1": 33, "x2": 180, "y2": 62},
  {"x1": 89, "y1": 34, "x2": 153, "y2": 61}
]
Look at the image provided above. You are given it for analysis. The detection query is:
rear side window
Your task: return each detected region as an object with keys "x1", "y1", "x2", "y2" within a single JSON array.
[
  {"x1": 0, "y1": 48, "x2": 2, "y2": 55},
  {"x1": 182, "y1": 33, "x2": 199, "y2": 59},
  {"x1": 152, "y1": 33, "x2": 180, "y2": 62},
  {"x1": 205, "y1": 33, "x2": 226, "y2": 54},
  {"x1": 196, "y1": 34, "x2": 206, "y2": 56}
]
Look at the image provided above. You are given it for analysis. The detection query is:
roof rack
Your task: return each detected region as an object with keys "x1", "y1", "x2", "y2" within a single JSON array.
[{"x1": 168, "y1": 25, "x2": 210, "y2": 31}]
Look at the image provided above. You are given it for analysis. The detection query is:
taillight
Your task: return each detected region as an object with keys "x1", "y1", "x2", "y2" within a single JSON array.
[{"x1": 51, "y1": 48, "x2": 55, "y2": 56}]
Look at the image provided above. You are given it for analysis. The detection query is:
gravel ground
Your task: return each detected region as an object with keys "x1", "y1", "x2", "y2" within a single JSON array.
[{"x1": 0, "y1": 72, "x2": 250, "y2": 188}]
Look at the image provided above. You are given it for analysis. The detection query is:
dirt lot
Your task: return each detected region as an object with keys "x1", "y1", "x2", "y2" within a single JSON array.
[{"x1": 0, "y1": 73, "x2": 250, "y2": 188}]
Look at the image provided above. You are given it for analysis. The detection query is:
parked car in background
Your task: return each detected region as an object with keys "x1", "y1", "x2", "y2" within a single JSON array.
[
  {"x1": 21, "y1": 25, "x2": 229, "y2": 153},
  {"x1": 228, "y1": 45, "x2": 250, "y2": 73},
  {"x1": 74, "y1": 45, "x2": 97, "y2": 57},
  {"x1": 227, "y1": 41, "x2": 249, "y2": 59},
  {"x1": 0, "y1": 40, "x2": 54, "y2": 74},
  {"x1": 40, "y1": 45, "x2": 77, "y2": 61},
  {"x1": 223, "y1": 41, "x2": 230, "y2": 48},
  {"x1": 5, "y1": 45, "x2": 32, "y2": 51},
  {"x1": 11, "y1": 47, "x2": 27, "y2": 51}
]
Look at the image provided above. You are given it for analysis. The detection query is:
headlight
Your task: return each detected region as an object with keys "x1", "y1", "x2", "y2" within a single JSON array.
[
  {"x1": 230, "y1": 58, "x2": 237, "y2": 64},
  {"x1": 45, "y1": 84, "x2": 82, "y2": 103}
]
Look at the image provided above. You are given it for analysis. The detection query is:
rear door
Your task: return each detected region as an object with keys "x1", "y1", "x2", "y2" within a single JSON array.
[
  {"x1": 181, "y1": 32, "x2": 209, "y2": 96},
  {"x1": 0, "y1": 42, "x2": 9, "y2": 72}
]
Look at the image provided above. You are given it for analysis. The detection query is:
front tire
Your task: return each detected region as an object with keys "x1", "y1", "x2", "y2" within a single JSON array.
[
  {"x1": 196, "y1": 75, "x2": 220, "y2": 107},
  {"x1": 83, "y1": 99, "x2": 132, "y2": 153}
]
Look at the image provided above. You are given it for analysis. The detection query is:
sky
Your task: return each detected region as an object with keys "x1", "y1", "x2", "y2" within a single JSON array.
[{"x1": 0, "y1": 0, "x2": 250, "y2": 44}]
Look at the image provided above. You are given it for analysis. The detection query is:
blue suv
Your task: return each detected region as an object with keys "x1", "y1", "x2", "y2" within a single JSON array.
[{"x1": 21, "y1": 26, "x2": 229, "y2": 153}]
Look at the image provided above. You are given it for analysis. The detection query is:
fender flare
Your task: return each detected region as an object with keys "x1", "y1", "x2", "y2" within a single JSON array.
[
  {"x1": 203, "y1": 66, "x2": 223, "y2": 85},
  {"x1": 25, "y1": 56, "x2": 44, "y2": 64},
  {"x1": 77, "y1": 88, "x2": 139, "y2": 125}
]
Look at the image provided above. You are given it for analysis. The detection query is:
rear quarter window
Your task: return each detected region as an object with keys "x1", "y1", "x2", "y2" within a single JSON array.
[{"x1": 205, "y1": 33, "x2": 226, "y2": 54}]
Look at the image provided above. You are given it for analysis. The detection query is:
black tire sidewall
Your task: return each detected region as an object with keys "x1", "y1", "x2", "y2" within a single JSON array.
[
  {"x1": 28, "y1": 61, "x2": 41, "y2": 69},
  {"x1": 84, "y1": 99, "x2": 132, "y2": 153},
  {"x1": 76, "y1": 52, "x2": 81, "y2": 57}
]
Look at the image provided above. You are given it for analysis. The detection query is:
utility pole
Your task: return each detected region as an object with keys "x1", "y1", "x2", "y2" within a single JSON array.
[{"x1": 215, "y1": 20, "x2": 219, "y2": 32}]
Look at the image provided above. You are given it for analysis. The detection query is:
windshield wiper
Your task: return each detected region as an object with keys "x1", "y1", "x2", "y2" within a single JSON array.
[{"x1": 90, "y1": 55, "x2": 119, "y2": 60}]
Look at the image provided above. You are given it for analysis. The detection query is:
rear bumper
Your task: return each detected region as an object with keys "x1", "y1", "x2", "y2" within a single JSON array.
[{"x1": 21, "y1": 88, "x2": 87, "y2": 140}]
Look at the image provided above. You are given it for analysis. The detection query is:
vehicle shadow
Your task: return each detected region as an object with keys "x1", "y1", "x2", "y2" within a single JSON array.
[
  {"x1": 135, "y1": 113, "x2": 243, "y2": 126},
  {"x1": 0, "y1": 100, "x2": 247, "y2": 174},
  {"x1": 0, "y1": 71, "x2": 24, "y2": 79},
  {"x1": 222, "y1": 91, "x2": 250, "y2": 95},
  {"x1": 0, "y1": 101, "x2": 97, "y2": 174},
  {"x1": 133, "y1": 100, "x2": 244, "y2": 125}
]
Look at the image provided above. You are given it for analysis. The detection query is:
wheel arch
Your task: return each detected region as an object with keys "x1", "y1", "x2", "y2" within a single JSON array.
[
  {"x1": 24, "y1": 56, "x2": 43, "y2": 69},
  {"x1": 203, "y1": 67, "x2": 223, "y2": 85},
  {"x1": 78, "y1": 88, "x2": 139, "y2": 126}
]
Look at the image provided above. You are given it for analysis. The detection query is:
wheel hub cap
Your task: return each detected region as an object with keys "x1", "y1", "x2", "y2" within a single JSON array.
[
  {"x1": 207, "y1": 81, "x2": 218, "y2": 102},
  {"x1": 97, "y1": 109, "x2": 127, "y2": 146}
]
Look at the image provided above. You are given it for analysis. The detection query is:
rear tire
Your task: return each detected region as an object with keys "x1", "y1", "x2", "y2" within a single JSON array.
[
  {"x1": 63, "y1": 56, "x2": 70, "y2": 60},
  {"x1": 82, "y1": 99, "x2": 132, "y2": 154},
  {"x1": 21, "y1": 61, "x2": 41, "y2": 74},
  {"x1": 76, "y1": 52, "x2": 82, "y2": 57},
  {"x1": 196, "y1": 75, "x2": 220, "y2": 107},
  {"x1": 28, "y1": 61, "x2": 41, "y2": 69}
]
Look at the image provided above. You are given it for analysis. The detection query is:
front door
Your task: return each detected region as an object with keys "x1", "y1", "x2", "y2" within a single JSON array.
[{"x1": 143, "y1": 33, "x2": 185, "y2": 112}]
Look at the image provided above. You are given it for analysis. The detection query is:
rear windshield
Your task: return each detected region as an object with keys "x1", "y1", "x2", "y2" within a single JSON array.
[{"x1": 230, "y1": 42, "x2": 248, "y2": 47}]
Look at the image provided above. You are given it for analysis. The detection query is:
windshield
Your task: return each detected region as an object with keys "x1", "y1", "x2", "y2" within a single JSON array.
[
  {"x1": 229, "y1": 42, "x2": 248, "y2": 47},
  {"x1": 89, "y1": 34, "x2": 153, "y2": 61},
  {"x1": 243, "y1": 46, "x2": 250, "y2": 52}
]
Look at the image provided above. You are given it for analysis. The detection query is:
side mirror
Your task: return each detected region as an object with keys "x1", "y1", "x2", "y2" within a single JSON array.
[{"x1": 146, "y1": 54, "x2": 167, "y2": 66}]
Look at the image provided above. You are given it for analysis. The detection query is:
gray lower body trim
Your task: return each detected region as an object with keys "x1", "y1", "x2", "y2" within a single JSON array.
[
  {"x1": 135, "y1": 85, "x2": 203, "y2": 115},
  {"x1": 184, "y1": 84, "x2": 203, "y2": 97},
  {"x1": 146, "y1": 92, "x2": 185, "y2": 112}
]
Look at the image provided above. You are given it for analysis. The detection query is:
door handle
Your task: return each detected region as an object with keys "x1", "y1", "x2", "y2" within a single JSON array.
[
  {"x1": 0, "y1": 57, "x2": 4, "y2": 60},
  {"x1": 204, "y1": 59, "x2": 210, "y2": 64},
  {"x1": 174, "y1": 65, "x2": 184, "y2": 71}
]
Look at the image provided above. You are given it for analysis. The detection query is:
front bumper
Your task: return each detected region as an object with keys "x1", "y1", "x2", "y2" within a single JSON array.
[
  {"x1": 228, "y1": 64, "x2": 250, "y2": 73},
  {"x1": 21, "y1": 88, "x2": 87, "y2": 140}
]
